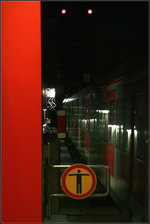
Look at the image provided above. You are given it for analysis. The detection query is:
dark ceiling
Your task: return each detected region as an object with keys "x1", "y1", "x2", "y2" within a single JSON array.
[{"x1": 41, "y1": 1, "x2": 148, "y2": 103}]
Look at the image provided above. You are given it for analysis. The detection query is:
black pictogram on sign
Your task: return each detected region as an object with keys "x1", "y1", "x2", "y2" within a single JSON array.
[{"x1": 61, "y1": 164, "x2": 97, "y2": 199}]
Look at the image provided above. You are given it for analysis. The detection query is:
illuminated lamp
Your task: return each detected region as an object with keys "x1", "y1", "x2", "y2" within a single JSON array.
[
  {"x1": 45, "y1": 88, "x2": 56, "y2": 98},
  {"x1": 61, "y1": 9, "x2": 66, "y2": 14},
  {"x1": 88, "y1": 9, "x2": 93, "y2": 14}
]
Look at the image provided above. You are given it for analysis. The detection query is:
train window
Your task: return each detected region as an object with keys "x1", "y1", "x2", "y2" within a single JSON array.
[
  {"x1": 104, "y1": 113, "x2": 108, "y2": 142},
  {"x1": 109, "y1": 100, "x2": 115, "y2": 124},
  {"x1": 102, "y1": 102, "x2": 108, "y2": 142},
  {"x1": 118, "y1": 126, "x2": 123, "y2": 150},
  {"x1": 99, "y1": 113, "x2": 103, "y2": 139},
  {"x1": 123, "y1": 99, "x2": 130, "y2": 153},
  {"x1": 115, "y1": 99, "x2": 119, "y2": 148},
  {"x1": 108, "y1": 127, "x2": 113, "y2": 145},
  {"x1": 115, "y1": 126, "x2": 119, "y2": 148},
  {"x1": 135, "y1": 93, "x2": 146, "y2": 161},
  {"x1": 116, "y1": 99, "x2": 124, "y2": 150},
  {"x1": 108, "y1": 100, "x2": 115, "y2": 145},
  {"x1": 95, "y1": 108, "x2": 99, "y2": 138},
  {"x1": 123, "y1": 128, "x2": 128, "y2": 152}
]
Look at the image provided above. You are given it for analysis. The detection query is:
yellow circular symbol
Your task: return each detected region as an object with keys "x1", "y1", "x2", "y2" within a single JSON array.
[{"x1": 61, "y1": 164, "x2": 97, "y2": 199}]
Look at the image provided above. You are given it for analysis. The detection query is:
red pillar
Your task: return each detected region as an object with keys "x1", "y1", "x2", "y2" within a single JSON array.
[{"x1": 1, "y1": 1, "x2": 42, "y2": 222}]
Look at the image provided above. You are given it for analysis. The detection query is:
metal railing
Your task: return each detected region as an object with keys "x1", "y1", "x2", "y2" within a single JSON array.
[{"x1": 48, "y1": 164, "x2": 110, "y2": 219}]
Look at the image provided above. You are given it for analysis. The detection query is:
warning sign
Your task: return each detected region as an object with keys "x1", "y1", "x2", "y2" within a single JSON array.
[{"x1": 61, "y1": 164, "x2": 97, "y2": 199}]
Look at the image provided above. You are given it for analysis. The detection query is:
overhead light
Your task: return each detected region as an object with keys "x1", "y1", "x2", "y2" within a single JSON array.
[
  {"x1": 96, "y1": 110, "x2": 109, "y2": 114},
  {"x1": 61, "y1": 9, "x2": 66, "y2": 14},
  {"x1": 88, "y1": 9, "x2": 93, "y2": 15},
  {"x1": 45, "y1": 88, "x2": 56, "y2": 98},
  {"x1": 127, "y1": 129, "x2": 132, "y2": 135},
  {"x1": 63, "y1": 97, "x2": 77, "y2": 103}
]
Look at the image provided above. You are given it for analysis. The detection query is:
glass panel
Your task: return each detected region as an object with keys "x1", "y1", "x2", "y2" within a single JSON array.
[
  {"x1": 136, "y1": 93, "x2": 146, "y2": 160},
  {"x1": 109, "y1": 100, "x2": 115, "y2": 124},
  {"x1": 123, "y1": 99, "x2": 131, "y2": 153},
  {"x1": 108, "y1": 100, "x2": 115, "y2": 145},
  {"x1": 109, "y1": 127, "x2": 113, "y2": 145}
]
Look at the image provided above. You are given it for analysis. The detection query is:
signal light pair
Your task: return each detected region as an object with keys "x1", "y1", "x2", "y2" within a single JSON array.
[{"x1": 61, "y1": 9, "x2": 93, "y2": 15}]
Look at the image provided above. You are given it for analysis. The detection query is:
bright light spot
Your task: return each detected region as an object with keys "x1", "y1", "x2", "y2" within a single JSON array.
[
  {"x1": 46, "y1": 88, "x2": 56, "y2": 98},
  {"x1": 63, "y1": 97, "x2": 77, "y2": 103},
  {"x1": 127, "y1": 129, "x2": 132, "y2": 135},
  {"x1": 134, "y1": 126, "x2": 137, "y2": 136},
  {"x1": 61, "y1": 9, "x2": 66, "y2": 14},
  {"x1": 126, "y1": 129, "x2": 137, "y2": 136},
  {"x1": 108, "y1": 125, "x2": 112, "y2": 128},
  {"x1": 108, "y1": 125, "x2": 119, "y2": 132},
  {"x1": 90, "y1": 119, "x2": 95, "y2": 122},
  {"x1": 134, "y1": 130, "x2": 138, "y2": 135},
  {"x1": 108, "y1": 125, "x2": 119, "y2": 128},
  {"x1": 88, "y1": 9, "x2": 93, "y2": 14},
  {"x1": 96, "y1": 110, "x2": 109, "y2": 114},
  {"x1": 81, "y1": 119, "x2": 87, "y2": 123}
]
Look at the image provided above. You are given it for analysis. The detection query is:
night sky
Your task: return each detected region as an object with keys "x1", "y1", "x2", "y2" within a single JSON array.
[{"x1": 41, "y1": 1, "x2": 148, "y2": 102}]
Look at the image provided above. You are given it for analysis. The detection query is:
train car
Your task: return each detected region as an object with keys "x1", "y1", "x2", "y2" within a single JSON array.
[{"x1": 63, "y1": 55, "x2": 148, "y2": 221}]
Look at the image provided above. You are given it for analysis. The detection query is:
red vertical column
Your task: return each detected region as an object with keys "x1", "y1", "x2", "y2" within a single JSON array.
[{"x1": 1, "y1": 1, "x2": 42, "y2": 222}]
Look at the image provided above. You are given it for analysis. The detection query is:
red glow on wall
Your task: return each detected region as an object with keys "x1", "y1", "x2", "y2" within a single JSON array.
[
  {"x1": 1, "y1": 1, "x2": 42, "y2": 222},
  {"x1": 107, "y1": 89, "x2": 116, "y2": 101},
  {"x1": 57, "y1": 116, "x2": 66, "y2": 133}
]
